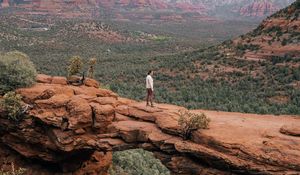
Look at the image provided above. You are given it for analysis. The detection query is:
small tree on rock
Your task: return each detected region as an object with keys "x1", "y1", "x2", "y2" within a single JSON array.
[
  {"x1": 178, "y1": 110, "x2": 210, "y2": 140},
  {"x1": 87, "y1": 58, "x2": 97, "y2": 78},
  {"x1": 67, "y1": 56, "x2": 83, "y2": 77}
]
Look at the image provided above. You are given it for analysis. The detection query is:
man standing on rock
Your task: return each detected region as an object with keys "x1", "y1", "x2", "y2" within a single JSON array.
[{"x1": 146, "y1": 70, "x2": 154, "y2": 107}]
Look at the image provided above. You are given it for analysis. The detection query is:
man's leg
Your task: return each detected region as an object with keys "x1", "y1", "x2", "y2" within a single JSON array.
[
  {"x1": 150, "y1": 90, "x2": 154, "y2": 107},
  {"x1": 146, "y1": 89, "x2": 150, "y2": 106}
]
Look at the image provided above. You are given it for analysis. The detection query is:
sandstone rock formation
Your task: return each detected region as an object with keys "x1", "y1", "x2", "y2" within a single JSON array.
[
  {"x1": 0, "y1": 0, "x2": 9, "y2": 8},
  {"x1": 0, "y1": 75, "x2": 300, "y2": 174},
  {"x1": 239, "y1": 0, "x2": 279, "y2": 17}
]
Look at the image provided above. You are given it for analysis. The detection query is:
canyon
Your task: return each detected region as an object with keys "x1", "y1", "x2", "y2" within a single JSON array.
[
  {"x1": 0, "y1": 2, "x2": 299, "y2": 174},
  {"x1": 0, "y1": 0, "x2": 295, "y2": 20}
]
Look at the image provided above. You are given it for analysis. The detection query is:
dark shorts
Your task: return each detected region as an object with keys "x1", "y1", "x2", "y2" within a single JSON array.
[{"x1": 147, "y1": 88, "x2": 153, "y2": 96}]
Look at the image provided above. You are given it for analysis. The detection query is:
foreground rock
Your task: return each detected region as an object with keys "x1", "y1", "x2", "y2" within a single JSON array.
[
  {"x1": 280, "y1": 124, "x2": 300, "y2": 137},
  {"x1": 1, "y1": 76, "x2": 300, "y2": 174}
]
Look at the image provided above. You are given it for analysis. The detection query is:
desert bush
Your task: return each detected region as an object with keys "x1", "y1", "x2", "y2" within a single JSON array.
[
  {"x1": 292, "y1": 68, "x2": 300, "y2": 81},
  {"x1": 0, "y1": 168, "x2": 26, "y2": 175},
  {"x1": 276, "y1": 30, "x2": 283, "y2": 37},
  {"x1": 268, "y1": 40, "x2": 272, "y2": 45},
  {"x1": 281, "y1": 38, "x2": 288, "y2": 46},
  {"x1": 0, "y1": 162, "x2": 26, "y2": 175},
  {"x1": 265, "y1": 26, "x2": 282, "y2": 34},
  {"x1": 178, "y1": 110, "x2": 210, "y2": 140},
  {"x1": 109, "y1": 149, "x2": 170, "y2": 175},
  {"x1": 236, "y1": 43, "x2": 260, "y2": 51},
  {"x1": 67, "y1": 56, "x2": 83, "y2": 76},
  {"x1": 0, "y1": 92, "x2": 24, "y2": 121},
  {"x1": 0, "y1": 51, "x2": 37, "y2": 95}
]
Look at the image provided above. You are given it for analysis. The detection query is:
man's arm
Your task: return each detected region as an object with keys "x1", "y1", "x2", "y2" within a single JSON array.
[
  {"x1": 150, "y1": 77, "x2": 154, "y2": 91},
  {"x1": 147, "y1": 77, "x2": 150, "y2": 88}
]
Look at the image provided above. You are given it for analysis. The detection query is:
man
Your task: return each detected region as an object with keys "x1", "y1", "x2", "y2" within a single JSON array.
[{"x1": 146, "y1": 70, "x2": 154, "y2": 107}]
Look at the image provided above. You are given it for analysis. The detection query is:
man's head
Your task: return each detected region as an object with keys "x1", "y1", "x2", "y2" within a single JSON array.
[{"x1": 148, "y1": 70, "x2": 153, "y2": 76}]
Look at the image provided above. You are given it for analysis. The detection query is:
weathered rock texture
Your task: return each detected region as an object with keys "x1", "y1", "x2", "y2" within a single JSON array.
[{"x1": 0, "y1": 75, "x2": 300, "y2": 174}]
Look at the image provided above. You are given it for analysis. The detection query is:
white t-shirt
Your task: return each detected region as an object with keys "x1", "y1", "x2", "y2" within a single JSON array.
[{"x1": 146, "y1": 75, "x2": 153, "y2": 90}]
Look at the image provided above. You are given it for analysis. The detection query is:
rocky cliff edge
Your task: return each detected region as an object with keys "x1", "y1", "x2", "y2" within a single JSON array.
[{"x1": 0, "y1": 74, "x2": 300, "y2": 175}]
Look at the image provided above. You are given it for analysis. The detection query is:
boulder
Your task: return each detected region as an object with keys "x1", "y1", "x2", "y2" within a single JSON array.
[
  {"x1": 70, "y1": 86, "x2": 117, "y2": 98},
  {"x1": 115, "y1": 105, "x2": 130, "y2": 116},
  {"x1": 89, "y1": 97, "x2": 119, "y2": 107},
  {"x1": 35, "y1": 94, "x2": 70, "y2": 108},
  {"x1": 127, "y1": 107, "x2": 156, "y2": 122},
  {"x1": 52, "y1": 76, "x2": 68, "y2": 85},
  {"x1": 36, "y1": 74, "x2": 52, "y2": 83},
  {"x1": 114, "y1": 113, "x2": 134, "y2": 121},
  {"x1": 17, "y1": 84, "x2": 74, "y2": 104},
  {"x1": 73, "y1": 151, "x2": 112, "y2": 175},
  {"x1": 280, "y1": 124, "x2": 300, "y2": 137},
  {"x1": 67, "y1": 75, "x2": 81, "y2": 83},
  {"x1": 67, "y1": 96, "x2": 93, "y2": 129},
  {"x1": 90, "y1": 103, "x2": 115, "y2": 132},
  {"x1": 84, "y1": 78, "x2": 100, "y2": 88},
  {"x1": 95, "y1": 88, "x2": 118, "y2": 98},
  {"x1": 110, "y1": 121, "x2": 158, "y2": 143},
  {"x1": 154, "y1": 112, "x2": 181, "y2": 135}
]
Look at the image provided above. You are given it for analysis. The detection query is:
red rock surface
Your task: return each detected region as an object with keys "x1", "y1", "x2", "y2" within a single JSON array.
[
  {"x1": 280, "y1": 124, "x2": 300, "y2": 136},
  {"x1": 240, "y1": 0, "x2": 279, "y2": 17},
  {"x1": 0, "y1": 0, "x2": 9, "y2": 8},
  {"x1": 1, "y1": 76, "x2": 300, "y2": 174}
]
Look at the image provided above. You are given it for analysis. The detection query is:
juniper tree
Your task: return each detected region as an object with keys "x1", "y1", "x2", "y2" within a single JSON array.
[{"x1": 67, "y1": 56, "x2": 83, "y2": 77}]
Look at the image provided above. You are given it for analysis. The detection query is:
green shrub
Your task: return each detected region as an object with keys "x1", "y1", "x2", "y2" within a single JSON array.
[
  {"x1": 264, "y1": 26, "x2": 282, "y2": 34},
  {"x1": 236, "y1": 43, "x2": 260, "y2": 51},
  {"x1": 109, "y1": 149, "x2": 170, "y2": 175},
  {"x1": 178, "y1": 110, "x2": 210, "y2": 140},
  {"x1": 67, "y1": 56, "x2": 83, "y2": 77},
  {"x1": 0, "y1": 162, "x2": 26, "y2": 175},
  {"x1": 292, "y1": 68, "x2": 300, "y2": 81},
  {"x1": 0, "y1": 92, "x2": 24, "y2": 121},
  {"x1": 281, "y1": 38, "x2": 288, "y2": 46},
  {"x1": 0, "y1": 169, "x2": 26, "y2": 175},
  {"x1": 0, "y1": 51, "x2": 37, "y2": 95}
]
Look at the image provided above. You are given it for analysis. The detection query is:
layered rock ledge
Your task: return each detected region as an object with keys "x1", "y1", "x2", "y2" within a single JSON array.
[{"x1": 0, "y1": 75, "x2": 300, "y2": 174}]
